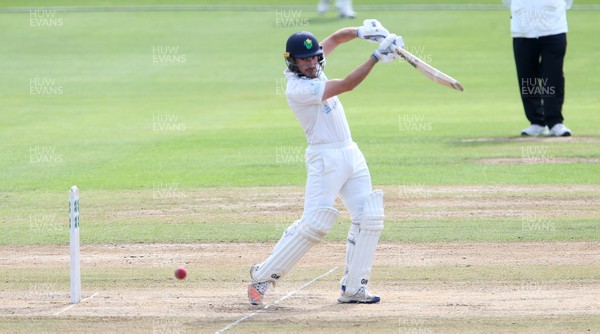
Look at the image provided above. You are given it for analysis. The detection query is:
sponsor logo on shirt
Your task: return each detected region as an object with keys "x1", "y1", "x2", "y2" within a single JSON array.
[{"x1": 322, "y1": 98, "x2": 337, "y2": 114}]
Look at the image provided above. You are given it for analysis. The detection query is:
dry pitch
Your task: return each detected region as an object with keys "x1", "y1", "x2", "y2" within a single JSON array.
[{"x1": 1, "y1": 185, "x2": 599, "y2": 333}]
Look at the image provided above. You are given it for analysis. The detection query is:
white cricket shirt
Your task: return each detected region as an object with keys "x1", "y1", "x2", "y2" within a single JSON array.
[
  {"x1": 503, "y1": 0, "x2": 572, "y2": 38},
  {"x1": 284, "y1": 69, "x2": 352, "y2": 145}
]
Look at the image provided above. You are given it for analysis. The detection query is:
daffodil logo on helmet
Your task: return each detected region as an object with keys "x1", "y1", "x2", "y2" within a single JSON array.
[{"x1": 304, "y1": 38, "x2": 313, "y2": 49}]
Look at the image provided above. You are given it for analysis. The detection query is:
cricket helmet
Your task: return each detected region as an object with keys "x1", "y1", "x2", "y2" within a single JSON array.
[{"x1": 284, "y1": 31, "x2": 325, "y2": 78}]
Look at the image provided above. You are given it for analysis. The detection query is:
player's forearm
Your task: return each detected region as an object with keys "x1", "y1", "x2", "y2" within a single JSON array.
[
  {"x1": 322, "y1": 57, "x2": 376, "y2": 100},
  {"x1": 321, "y1": 27, "x2": 358, "y2": 56},
  {"x1": 343, "y1": 57, "x2": 378, "y2": 90},
  {"x1": 329, "y1": 27, "x2": 359, "y2": 44}
]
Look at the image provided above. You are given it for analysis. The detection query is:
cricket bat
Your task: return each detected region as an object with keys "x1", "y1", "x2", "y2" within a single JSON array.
[{"x1": 392, "y1": 45, "x2": 464, "y2": 92}]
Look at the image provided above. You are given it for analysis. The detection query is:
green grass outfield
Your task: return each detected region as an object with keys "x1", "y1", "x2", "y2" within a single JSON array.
[
  {"x1": 3, "y1": 0, "x2": 599, "y2": 7},
  {"x1": 1, "y1": 2, "x2": 599, "y2": 245},
  {"x1": 1, "y1": 3, "x2": 600, "y2": 334}
]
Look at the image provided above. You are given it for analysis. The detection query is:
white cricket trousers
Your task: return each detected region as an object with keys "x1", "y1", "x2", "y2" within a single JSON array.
[
  {"x1": 303, "y1": 140, "x2": 372, "y2": 223},
  {"x1": 252, "y1": 140, "x2": 375, "y2": 284}
]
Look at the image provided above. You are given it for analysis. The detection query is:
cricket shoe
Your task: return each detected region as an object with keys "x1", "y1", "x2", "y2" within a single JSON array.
[
  {"x1": 248, "y1": 281, "x2": 271, "y2": 305},
  {"x1": 521, "y1": 124, "x2": 548, "y2": 136},
  {"x1": 549, "y1": 123, "x2": 572, "y2": 137},
  {"x1": 338, "y1": 286, "x2": 380, "y2": 304},
  {"x1": 248, "y1": 264, "x2": 274, "y2": 305},
  {"x1": 339, "y1": 9, "x2": 356, "y2": 18}
]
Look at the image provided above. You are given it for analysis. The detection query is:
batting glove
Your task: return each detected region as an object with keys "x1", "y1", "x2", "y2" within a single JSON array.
[
  {"x1": 371, "y1": 34, "x2": 400, "y2": 63},
  {"x1": 357, "y1": 19, "x2": 390, "y2": 43},
  {"x1": 394, "y1": 35, "x2": 405, "y2": 50}
]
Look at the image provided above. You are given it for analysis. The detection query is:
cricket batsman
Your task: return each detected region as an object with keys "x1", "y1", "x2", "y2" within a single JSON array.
[{"x1": 248, "y1": 20, "x2": 403, "y2": 305}]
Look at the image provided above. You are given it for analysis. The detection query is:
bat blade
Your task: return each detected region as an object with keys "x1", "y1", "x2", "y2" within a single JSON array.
[{"x1": 393, "y1": 46, "x2": 464, "y2": 92}]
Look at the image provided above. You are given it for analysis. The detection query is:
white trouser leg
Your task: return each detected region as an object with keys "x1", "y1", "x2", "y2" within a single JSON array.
[
  {"x1": 345, "y1": 190, "x2": 384, "y2": 295},
  {"x1": 317, "y1": 0, "x2": 330, "y2": 13},
  {"x1": 251, "y1": 207, "x2": 339, "y2": 283},
  {"x1": 302, "y1": 147, "x2": 351, "y2": 215}
]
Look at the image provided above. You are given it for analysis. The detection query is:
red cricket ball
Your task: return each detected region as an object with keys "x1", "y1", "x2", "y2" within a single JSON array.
[{"x1": 175, "y1": 266, "x2": 187, "y2": 280}]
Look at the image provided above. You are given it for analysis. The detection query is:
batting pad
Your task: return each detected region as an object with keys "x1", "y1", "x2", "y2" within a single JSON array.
[
  {"x1": 345, "y1": 190, "x2": 384, "y2": 295},
  {"x1": 340, "y1": 222, "x2": 360, "y2": 289},
  {"x1": 251, "y1": 207, "x2": 339, "y2": 283}
]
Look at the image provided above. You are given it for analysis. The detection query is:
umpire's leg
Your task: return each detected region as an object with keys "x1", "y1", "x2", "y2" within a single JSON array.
[
  {"x1": 539, "y1": 33, "x2": 567, "y2": 129},
  {"x1": 513, "y1": 37, "x2": 545, "y2": 126}
]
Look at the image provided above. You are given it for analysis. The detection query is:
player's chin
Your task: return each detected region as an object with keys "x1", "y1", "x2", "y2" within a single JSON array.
[{"x1": 304, "y1": 71, "x2": 318, "y2": 79}]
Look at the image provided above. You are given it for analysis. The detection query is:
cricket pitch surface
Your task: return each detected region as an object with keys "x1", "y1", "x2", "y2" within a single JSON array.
[{"x1": 1, "y1": 185, "x2": 599, "y2": 333}]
